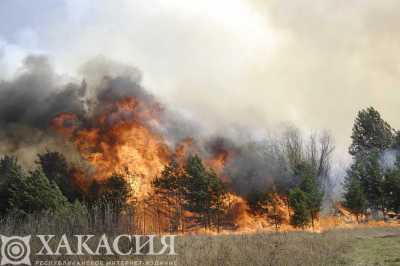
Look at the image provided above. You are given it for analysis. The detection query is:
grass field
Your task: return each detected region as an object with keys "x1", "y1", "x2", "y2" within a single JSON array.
[
  {"x1": 175, "y1": 227, "x2": 400, "y2": 266},
  {"x1": 1, "y1": 214, "x2": 400, "y2": 265}
]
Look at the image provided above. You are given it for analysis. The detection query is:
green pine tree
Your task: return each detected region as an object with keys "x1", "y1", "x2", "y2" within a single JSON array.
[
  {"x1": 101, "y1": 174, "x2": 132, "y2": 218},
  {"x1": 289, "y1": 188, "x2": 311, "y2": 228},
  {"x1": 0, "y1": 156, "x2": 24, "y2": 215},
  {"x1": 152, "y1": 159, "x2": 187, "y2": 232},
  {"x1": 357, "y1": 151, "x2": 385, "y2": 213},
  {"x1": 37, "y1": 151, "x2": 81, "y2": 202},
  {"x1": 349, "y1": 107, "x2": 393, "y2": 155},
  {"x1": 343, "y1": 172, "x2": 367, "y2": 223},
  {"x1": 300, "y1": 174, "x2": 323, "y2": 228},
  {"x1": 183, "y1": 155, "x2": 227, "y2": 230},
  {"x1": 346, "y1": 107, "x2": 394, "y2": 218},
  {"x1": 393, "y1": 131, "x2": 400, "y2": 149},
  {"x1": 383, "y1": 156, "x2": 400, "y2": 213},
  {"x1": 8, "y1": 169, "x2": 70, "y2": 215}
]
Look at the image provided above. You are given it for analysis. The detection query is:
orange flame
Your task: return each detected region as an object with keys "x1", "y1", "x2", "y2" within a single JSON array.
[
  {"x1": 51, "y1": 96, "x2": 400, "y2": 233},
  {"x1": 52, "y1": 97, "x2": 171, "y2": 198},
  {"x1": 206, "y1": 149, "x2": 233, "y2": 183}
]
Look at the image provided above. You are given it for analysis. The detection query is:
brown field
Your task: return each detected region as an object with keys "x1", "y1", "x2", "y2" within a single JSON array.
[
  {"x1": 174, "y1": 227, "x2": 400, "y2": 266},
  {"x1": 2, "y1": 213, "x2": 400, "y2": 266}
]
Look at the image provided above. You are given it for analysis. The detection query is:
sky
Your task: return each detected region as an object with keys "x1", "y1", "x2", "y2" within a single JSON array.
[{"x1": 1, "y1": 0, "x2": 400, "y2": 164}]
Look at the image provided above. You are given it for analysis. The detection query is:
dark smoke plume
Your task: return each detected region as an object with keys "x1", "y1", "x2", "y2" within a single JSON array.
[{"x1": 0, "y1": 55, "x2": 333, "y2": 197}]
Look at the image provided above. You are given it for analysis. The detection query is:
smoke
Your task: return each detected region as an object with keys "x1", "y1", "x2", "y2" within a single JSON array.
[
  {"x1": 224, "y1": 140, "x2": 291, "y2": 196},
  {"x1": 0, "y1": 56, "x2": 86, "y2": 166},
  {"x1": 0, "y1": 55, "x2": 210, "y2": 174},
  {"x1": 2, "y1": 1, "x2": 400, "y2": 165},
  {"x1": 0, "y1": 55, "x2": 159, "y2": 166},
  {"x1": 0, "y1": 55, "x2": 334, "y2": 197}
]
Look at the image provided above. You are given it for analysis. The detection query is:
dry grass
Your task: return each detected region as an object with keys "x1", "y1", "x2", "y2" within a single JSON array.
[
  {"x1": 175, "y1": 231, "x2": 349, "y2": 266},
  {"x1": 1, "y1": 212, "x2": 400, "y2": 265},
  {"x1": 174, "y1": 227, "x2": 400, "y2": 266}
]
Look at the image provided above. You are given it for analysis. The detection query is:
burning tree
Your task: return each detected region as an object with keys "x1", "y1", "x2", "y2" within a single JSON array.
[{"x1": 247, "y1": 190, "x2": 285, "y2": 231}]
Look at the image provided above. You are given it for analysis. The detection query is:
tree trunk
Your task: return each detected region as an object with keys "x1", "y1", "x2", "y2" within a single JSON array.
[
  {"x1": 217, "y1": 213, "x2": 220, "y2": 233},
  {"x1": 311, "y1": 213, "x2": 315, "y2": 231}
]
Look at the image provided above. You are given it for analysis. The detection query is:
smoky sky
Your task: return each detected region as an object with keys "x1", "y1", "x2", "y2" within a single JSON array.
[
  {"x1": 1, "y1": 0, "x2": 400, "y2": 165},
  {"x1": 0, "y1": 54, "x2": 302, "y2": 195},
  {"x1": 0, "y1": 55, "x2": 174, "y2": 167},
  {"x1": 0, "y1": 56, "x2": 86, "y2": 128}
]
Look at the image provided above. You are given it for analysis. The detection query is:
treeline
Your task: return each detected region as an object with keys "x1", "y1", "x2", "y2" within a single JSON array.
[
  {"x1": 154, "y1": 106, "x2": 400, "y2": 230},
  {"x1": 1, "y1": 106, "x2": 396, "y2": 232},
  {"x1": 0, "y1": 150, "x2": 228, "y2": 232},
  {"x1": 152, "y1": 155, "x2": 226, "y2": 232},
  {"x1": 245, "y1": 133, "x2": 331, "y2": 229},
  {"x1": 0, "y1": 146, "x2": 330, "y2": 231},
  {"x1": 153, "y1": 130, "x2": 335, "y2": 230},
  {"x1": 343, "y1": 107, "x2": 400, "y2": 222},
  {"x1": 0, "y1": 151, "x2": 131, "y2": 224}
]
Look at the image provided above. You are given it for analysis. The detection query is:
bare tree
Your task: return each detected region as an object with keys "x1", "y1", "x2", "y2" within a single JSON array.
[{"x1": 282, "y1": 126, "x2": 335, "y2": 196}]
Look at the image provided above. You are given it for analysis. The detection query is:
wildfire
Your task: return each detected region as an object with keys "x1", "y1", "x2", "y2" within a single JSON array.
[
  {"x1": 51, "y1": 94, "x2": 400, "y2": 234},
  {"x1": 206, "y1": 149, "x2": 233, "y2": 183},
  {"x1": 52, "y1": 97, "x2": 171, "y2": 198}
]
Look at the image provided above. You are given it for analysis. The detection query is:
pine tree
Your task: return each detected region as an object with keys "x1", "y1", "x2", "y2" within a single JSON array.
[
  {"x1": 383, "y1": 156, "x2": 400, "y2": 213},
  {"x1": 101, "y1": 174, "x2": 132, "y2": 216},
  {"x1": 207, "y1": 169, "x2": 227, "y2": 232},
  {"x1": 349, "y1": 107, "x2": 393, "y2": 155},
  {"x1": 355, "y1": 152, "x2": 385, "y2": 213},
  {"x1": 0, "y1": 156, "x2": 24, "y2": 215},
  {"x1": 286, "y1": 160, "x2": 323, "y2": 228},
  {"x1": 87, "y1": 179, "x2": 102, "y2": 205},
  {"x1": 8, "y1": 170, "x2": 69, "y2": 215},
  {"x1": 37, "y1": 151, "x2": 81, "y2": 202},
  {"x1": 153, "y1": 159, "x2": 186, "y2": 231},
  {"x1": 346, "y1": 107, "x2": 394, "y2": 218},
  {"x1": 85, "y1": 174, "x2": 132, "y2": 224},
  {"x1": 247, "y1": 190, "x2": 270, "y2": 215},
  {"x1": 343, "y1": 173, "x2": 367, "y2": 223},
  {"x1": 247, "y1": 190, "x2": 283, "y2": 231},
  {"x1": 183, "y1": 155, "x2": 227, "y2": 229},
  {"x1": 300, "y1": 174, "x2": 323, "y2": 228},
  {"x1": 393, "y1": 131, "x2": 400, "y2": 149},
  {"x1": 183, "y1": 155, "x2": 210, "y2": 227},
  {"x1": 289, "y1": 188, "x2": 311, "y2": 228}
]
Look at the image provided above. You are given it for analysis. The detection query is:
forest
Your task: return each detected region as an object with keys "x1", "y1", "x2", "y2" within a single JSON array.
[{"x1": 0, "y1": 106, "x2": 398, "y2": 233}]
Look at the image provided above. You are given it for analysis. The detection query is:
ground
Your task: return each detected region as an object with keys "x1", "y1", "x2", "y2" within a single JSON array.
[
  {"x1": 344, "y1": 231, "x2": 400, "y2": 266},
  {"x1": 1, "y1": 215, "x2": 399, "y2": 265},
  {"x1": 174, "y1": 227, "x2": 400, "y2": 266}
]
